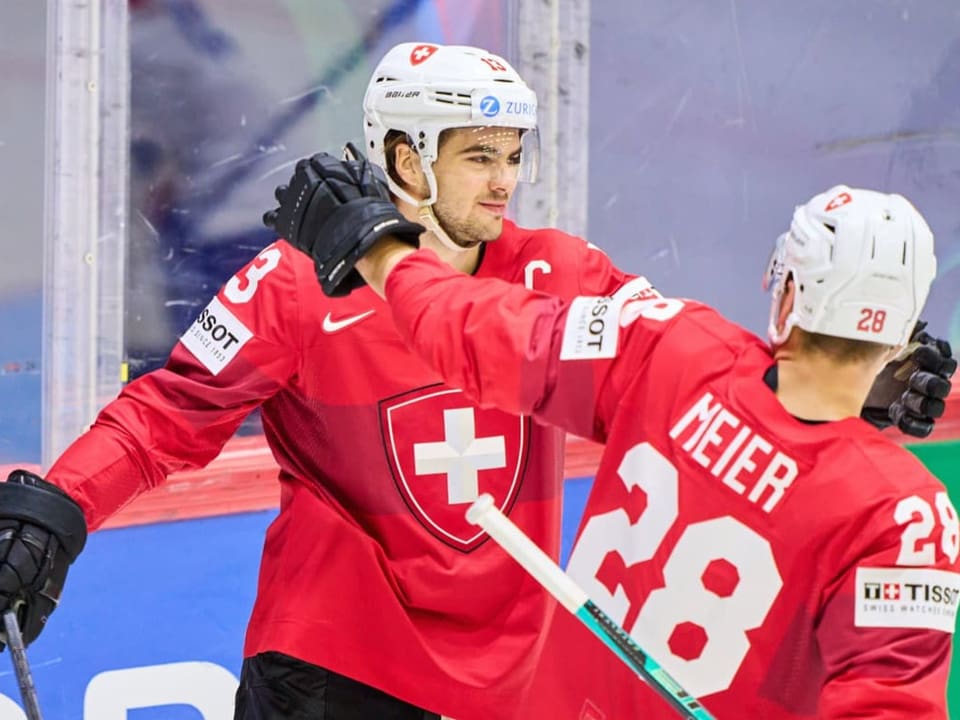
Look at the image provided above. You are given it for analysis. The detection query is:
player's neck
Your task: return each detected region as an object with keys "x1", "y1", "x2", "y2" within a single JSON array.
[
  {"x1": 773, "y1": 349, "x2": 881, "y2": 422},
  {"x1": 418, "y1": 233, "x2": 482, "y2": 274},
  {"x1": 394, "y1": 199, "x2": 481, "y2": 274}
]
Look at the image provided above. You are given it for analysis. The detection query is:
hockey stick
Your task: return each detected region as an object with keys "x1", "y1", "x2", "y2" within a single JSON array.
[
  {"x1": 466, "y1": 494, "x2": 714, "y2": 720},
  {"x1": 3, "y1": 610, "x2": 43, "y2": 720}
]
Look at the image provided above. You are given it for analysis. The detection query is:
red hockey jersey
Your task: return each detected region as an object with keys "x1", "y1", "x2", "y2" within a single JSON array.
[
  {"x1": 47, "y1": 221, "x2": 631, "y2": 718},
  {"x1": 385, "y1": 251, "x2": 959, "y2": 718}
]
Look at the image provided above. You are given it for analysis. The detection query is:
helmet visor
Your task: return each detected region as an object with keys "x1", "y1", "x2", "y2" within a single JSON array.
[{"x1": 437, "y1": 125, "x2": 540, "y2": 185}]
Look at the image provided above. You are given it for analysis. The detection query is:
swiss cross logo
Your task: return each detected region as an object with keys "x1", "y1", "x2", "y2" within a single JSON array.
[
  {"x1": 410, "y1": 44, "x2": 438, "y2": 66},
  {"x1": 380, "y1": 385, "x2": 529, "y2": 551},
  {"x1": 824, "y1": 191, "x2": 853, "y2": 212},
  {"x1": 883, "y1": 583, "x2": 901, "y2": 600}
]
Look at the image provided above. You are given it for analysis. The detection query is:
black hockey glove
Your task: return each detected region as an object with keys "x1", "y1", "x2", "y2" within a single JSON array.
[
  {"x1": 0, "y1": 470, "x2": 87, "y2": 647},
  {"x1": 862, "y1": 321, "x2": 956, "y2": 438},
  {"x1": 263, "y1": 143, "x2": 424, "y2": 297}
]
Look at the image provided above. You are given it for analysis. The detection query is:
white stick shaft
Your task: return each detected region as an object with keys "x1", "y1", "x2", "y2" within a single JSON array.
[{"x1": 467, "y1": 494, "x2": 587, "y2": 613}]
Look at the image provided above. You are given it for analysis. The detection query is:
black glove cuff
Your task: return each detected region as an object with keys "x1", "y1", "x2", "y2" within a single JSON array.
[{"x1": 1, "y1": 471, "x2": 88, "y2": 561}]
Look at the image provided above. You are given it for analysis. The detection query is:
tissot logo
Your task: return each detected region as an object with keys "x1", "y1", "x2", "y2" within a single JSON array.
[
  {"x1": 856, "y1": 567, "x2": 960, "y2": 633},
  {"x1": 180, "y1": 297, "x2": 253, "y2": 375},
  {"x1": 196, "y1": 308, "x2": 242, "y2": 350},
  {"x1": 863, "y1": 580, "x2": 959, "y2": 605}
]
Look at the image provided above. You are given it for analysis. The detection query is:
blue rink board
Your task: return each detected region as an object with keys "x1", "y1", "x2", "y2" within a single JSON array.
[{"x1": 0, "y1": 477, "x2": 594, "y2": 719}]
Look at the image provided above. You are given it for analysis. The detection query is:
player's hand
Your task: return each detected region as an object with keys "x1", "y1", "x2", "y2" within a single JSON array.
[
  {"x1": 862, "y1": 321, "x2": 956, "y2": 438},
  {"x1": 263, "y1": 143, "x2": 424, "y2": 297},
  {"x1": 0, "y1": 470, "x2": 87, "y2": 647}
]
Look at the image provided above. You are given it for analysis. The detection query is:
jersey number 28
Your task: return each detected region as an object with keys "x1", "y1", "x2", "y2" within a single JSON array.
[{"x1": 566, "y1": 442, "x2": 782, "y2": 698}]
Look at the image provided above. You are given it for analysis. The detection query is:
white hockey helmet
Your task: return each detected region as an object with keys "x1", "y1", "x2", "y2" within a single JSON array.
[
  {"x1": 362, "y1": 42, "x2": 539, "y2": 209},
  {"x1": 765, "y1": 185, "x2": 936, "y2": 347}
]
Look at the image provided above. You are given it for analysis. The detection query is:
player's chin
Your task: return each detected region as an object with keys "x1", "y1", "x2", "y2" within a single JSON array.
[
  {"x1": 477, "y1": 217, "x2": 505, "y2": 243},
  {"x1": 451, "y1": 219, "x2": 503, "y2": 248}
]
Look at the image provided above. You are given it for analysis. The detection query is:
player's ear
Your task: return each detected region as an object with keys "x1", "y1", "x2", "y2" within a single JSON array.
[{"x1": 393, "y1": 142, "x2": 428, "y2": 200}]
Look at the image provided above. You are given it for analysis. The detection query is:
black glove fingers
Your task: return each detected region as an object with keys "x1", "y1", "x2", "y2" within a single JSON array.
[
  {"x1": 909, "y1": 369, "x2": 952, "y2": 401},
  {"x1": 913, "y1": 330, "x2": 933, "y2": 346},
  {"x1": 319, "y1": 170, "x2": 352, "y2": 206},
  {"x1": 340, "y1": 156, "x2": 362, "y2": 187},
  {"x1": 342, "y1": 141, "x2": 362, "y2": 162},
  {"x1": 913, "y1": 344, "x2": 946, "y2": 373},
  {"x1": 941, "y1": 354, "x2": 958, "y2": 379},
  {"x1": 352, "y1": 160, "x2": 371, "y2": 194},
  {"x1": 8, "y1": 539, "x2": 44, "y2": 583},
  {"x1": 900, "y1": 389, "x2": 945, "y2": 419},
  {"x1": 309, "y1": 153, "x2": 353, "y2": 185},
  {"x1": 302, "y1": 158, "x2": 350, "y2": 204},
  {"x1": 0, "y1": 562, "x2": 28, "y2": 600},
  {"x1": 897, "y1": 414, "x2": 934, "y2": 439}
]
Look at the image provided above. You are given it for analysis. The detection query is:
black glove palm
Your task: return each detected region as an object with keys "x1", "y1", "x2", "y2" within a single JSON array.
[
  {"x1": 263, "y1": 144, "x2": 424, "y2": 296},
  {"x1": 862, "y1": 322, "x2": 957, "y2": 438},
  {"x1": 0, "y1": 470, "x2": 87, "y2": 647}
]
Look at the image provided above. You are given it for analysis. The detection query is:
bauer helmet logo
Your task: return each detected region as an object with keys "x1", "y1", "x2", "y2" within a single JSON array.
[
  {"x1": 824, "y1": 191, "x2": 853, "y2": 212},
  {"x1": 479, "y1": 95, "x2": 501, "y2": 118},
  {"x1": 410, "y1": 44, "x2": 438, "y2": 65}
]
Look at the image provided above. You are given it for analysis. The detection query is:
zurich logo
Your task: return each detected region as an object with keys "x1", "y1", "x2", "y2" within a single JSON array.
[{"x1": 479, "y1": 95, "x2": 501, "y2": 117}]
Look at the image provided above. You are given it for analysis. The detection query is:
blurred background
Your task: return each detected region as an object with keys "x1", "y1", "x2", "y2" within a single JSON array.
[{"x1": 0, "y1": 1, "x2": 958, "y2": 717}]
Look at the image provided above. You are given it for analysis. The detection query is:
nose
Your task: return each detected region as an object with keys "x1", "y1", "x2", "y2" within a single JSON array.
[{"x1": 488, "y1": 161, "x2": 517, "y2": 193}]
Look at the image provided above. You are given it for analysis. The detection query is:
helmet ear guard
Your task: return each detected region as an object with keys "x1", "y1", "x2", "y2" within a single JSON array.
[{"x1": 765, "y1": 185, "x2": 937, "y2": 348}]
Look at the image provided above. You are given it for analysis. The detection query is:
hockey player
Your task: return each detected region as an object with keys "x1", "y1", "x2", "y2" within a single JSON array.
[
  {"x1": 274, "y1": 164, "x2": 959, "y2": 717},
  {"x1": 0, "y1": 43, "x2": 632, "y2": 720}
]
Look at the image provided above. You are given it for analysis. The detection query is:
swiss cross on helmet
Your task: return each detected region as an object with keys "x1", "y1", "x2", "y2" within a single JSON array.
[
  {"x1": 362, "y1": 42, "x2": 540, "y2": 209},
  {"x1": 765, "y1": 185, "x2": 937, "y2": 347}
]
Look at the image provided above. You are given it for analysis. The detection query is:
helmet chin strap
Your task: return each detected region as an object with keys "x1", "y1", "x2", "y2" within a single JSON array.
[
  {"x1": 416, "y1": 160, "x2": 471, "y2": 254},
  {"x1": 383, "y1": 159, "x2": 471, "y2": 255},
  {"x1": 417, "y1": 204, "x2": 468, "y2": 254}
]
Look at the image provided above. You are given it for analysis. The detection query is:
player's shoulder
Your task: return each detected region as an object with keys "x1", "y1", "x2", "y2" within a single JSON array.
[
  {"x1": 773, "y1": 417, "x2": 947, "y2": 536},
  {"x1": 835, "y1": 431, "x2": 943, "y2": 496},
  {"x1": 628, "y1": 295, "x2": 759, "y2": 363},
  {"x1": 221, "y1": 239, "x2": 327, "y2": 306}
]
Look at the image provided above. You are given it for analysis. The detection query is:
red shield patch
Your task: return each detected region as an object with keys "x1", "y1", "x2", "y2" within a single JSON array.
[
  {"x1": 409, "y1": 44, "x2": 438, "y2": 66},
  {"x1": 380, "y1": 385, "x2": 529, "y2": 551},
  {"x1": 824, "y1": 191, "x2": 852, "y2": 211}
]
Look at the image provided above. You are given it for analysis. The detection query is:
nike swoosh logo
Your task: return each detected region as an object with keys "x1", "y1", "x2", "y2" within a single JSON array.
[{"x1": 322, "y1": 310, "x2": 375, "y2": 333}]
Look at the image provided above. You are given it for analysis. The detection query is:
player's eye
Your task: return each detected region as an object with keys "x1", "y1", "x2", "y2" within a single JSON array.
[{"x1": 508, "y1": 151, "x2": 522, "y2": 166}]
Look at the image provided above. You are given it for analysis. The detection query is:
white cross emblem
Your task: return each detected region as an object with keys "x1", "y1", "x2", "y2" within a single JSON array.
[
  {"x1": 414, "y1": 408, "x2": 507, "y2": 504},
  {"x1": 413, "y1": 46, "x2": 433, "y2": 61}
]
